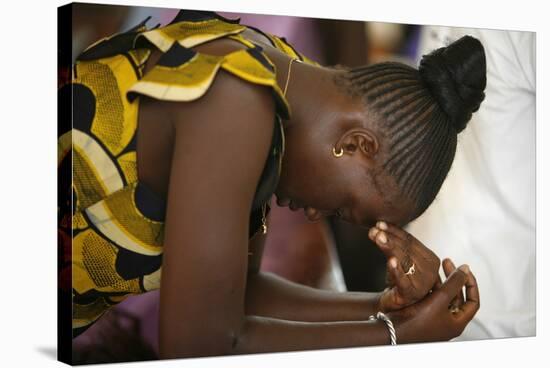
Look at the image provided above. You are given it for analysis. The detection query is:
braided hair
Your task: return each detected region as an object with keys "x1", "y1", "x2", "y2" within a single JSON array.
[{"x1": 334, "y1": 35, "x2": 487, "y2": 218}]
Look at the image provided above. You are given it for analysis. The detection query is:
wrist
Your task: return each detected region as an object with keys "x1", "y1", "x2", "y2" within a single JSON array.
[
  {"x1": 385, "y1": 311, "x2": 413, "y2": 345},
  {"x1": 373, "y1": 291, "x2": 386, "y2": 313},
  {"x1": 358, "y1": 292, "x2": 383, "y2": 319},
  {"x1": 368, "y1": 312, "x2": 397, "y2": 345}
]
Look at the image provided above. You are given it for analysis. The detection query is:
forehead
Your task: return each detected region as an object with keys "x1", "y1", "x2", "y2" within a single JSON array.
[
  {"x1": 355, "y1": 195, "x2": 414, "y2": 228},
  {"x1": 349, "y1": 173, "x2": 416, "y2": 228}
]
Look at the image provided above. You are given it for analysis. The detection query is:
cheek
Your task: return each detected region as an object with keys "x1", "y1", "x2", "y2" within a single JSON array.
[
  {"x1": 301, "y1": 162, "x2": 355, "y2": 210},
  {"x1": 279, "y1": 143, "x2": 339, "y2": 206}
]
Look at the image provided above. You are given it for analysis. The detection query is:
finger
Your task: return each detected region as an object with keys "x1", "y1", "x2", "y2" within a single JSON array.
[
  {"x1": 370, "y1": 228, "x2": 409, "y2": 265},
  {"x1": 442, "y1": 258, "x2": 464, "y2": 307},
  {"x1": 386, "y1": 257, "x2": 398, "y2": 287},
  {"x1": 380, "y1": 222, "x2": 438, "y2": 273},
  {"x1": 445, "y1": 259, "x2": 466, "y2": 308},
  {"x1": 376, "y1": 221, "x2": 406, "y2": 241},
  {"x1": 377, "y1": 222, "x2": 434, "y2": 270},
  {"x1": 442, "y1": 258, "x2": 455, "y2": 278},
  {"x1": 432, "y1": 272, "x2": 443, "y2": 291},
  {"x1": 381, "y1": 258, "x2": 413, "y2": 308},
  {"x1": 368, "y1": 226, "x2": 380, "y2": 243},
  {"x1": 387, "y1": 256, "x2": 414, "y2": 300},
  {"x1": 371, "y1": 227, "x2": 432, "y2": 298},
  {"x1": 457, "y1": 267, "x2": 480, "y2": 321},
  {"x1": 435, "y1": 265, "x2": 469, "y2": 305},
  {"x1": 375, "y1": 229, "x2": 433, "y2": 298}
]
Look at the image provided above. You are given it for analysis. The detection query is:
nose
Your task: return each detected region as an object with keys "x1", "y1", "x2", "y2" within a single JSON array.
[{"x1": 276, "y1": 196, "x2": 290, "y2": 207}]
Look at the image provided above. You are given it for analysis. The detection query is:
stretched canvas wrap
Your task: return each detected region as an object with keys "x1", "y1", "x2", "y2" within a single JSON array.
[{"x1": 58, "y1": 2, "x2": 535, "y2": 365}]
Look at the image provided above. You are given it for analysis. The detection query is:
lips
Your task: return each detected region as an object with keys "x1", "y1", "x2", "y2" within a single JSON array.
[
  {"x1": 275, "y1": 195, "x2": 300, "y2": 210},
  {"x1": 275, "y1": 195, "x2": 322, "y2": 222}
]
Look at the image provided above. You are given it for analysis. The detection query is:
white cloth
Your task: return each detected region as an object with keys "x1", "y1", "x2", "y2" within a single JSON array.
[{"x1": 407, "y1": 26, "x2": 536, "y2": 339}]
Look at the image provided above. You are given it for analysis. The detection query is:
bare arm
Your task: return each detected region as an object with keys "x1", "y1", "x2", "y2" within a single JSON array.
[
  {"x1": 245, "y1": 271, "x2": 381, "y2": 322},
  {"x1": 234, "y1": 262, "x2": 480, "y2": 354},
  {"x1": 246, "y1": 217, "x2": 382, "y2": 322},
  {"x1": 234, "y1": 316, "x2": 390, "y2": 354},
  {"x1": 247, "y1": 232, "x2": 379, "y2": 322}
]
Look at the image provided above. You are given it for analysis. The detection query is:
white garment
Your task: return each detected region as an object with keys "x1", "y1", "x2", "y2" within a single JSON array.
[{"x1": 407, "y1": 26, "x2": 536, "y2": 339}]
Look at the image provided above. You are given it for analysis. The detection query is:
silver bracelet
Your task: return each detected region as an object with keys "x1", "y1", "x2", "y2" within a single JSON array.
[{"x1": 368, "y1": 311, "x2": 397, "y2": 345}]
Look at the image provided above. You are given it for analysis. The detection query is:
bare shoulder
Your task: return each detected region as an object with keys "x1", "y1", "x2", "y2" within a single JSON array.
[
  {"x1": 167, "y1": 63, "x2": 276, "y2": 151},
  {"x1": 161, "y1": 35, "x2": 277, "y2": 143},
  {"x1": 136, "y1": 35, "x2": 277, "y2": 198}
]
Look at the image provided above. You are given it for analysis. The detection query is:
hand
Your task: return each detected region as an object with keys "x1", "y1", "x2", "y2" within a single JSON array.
[
  {"x1": 386, "y1": 260, "x2": 480, "y2": 343},
  {"x1": 368, "y1": 221, "x2": 440, "y2": 312}
]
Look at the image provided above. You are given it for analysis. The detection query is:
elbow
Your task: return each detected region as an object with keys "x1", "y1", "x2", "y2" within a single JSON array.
[{"x1": 158, "y1": 320, "x2": 246, "y2": 360}]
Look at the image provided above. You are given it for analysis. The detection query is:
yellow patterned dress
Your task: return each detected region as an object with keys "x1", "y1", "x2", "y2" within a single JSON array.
[{"x1": 58, "y1": 10, "x2": 319, "y2": 338}]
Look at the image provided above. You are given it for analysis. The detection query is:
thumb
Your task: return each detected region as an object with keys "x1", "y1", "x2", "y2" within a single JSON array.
[{"x1": 437, "y1": 265, "x2": 469, "y2": 304}]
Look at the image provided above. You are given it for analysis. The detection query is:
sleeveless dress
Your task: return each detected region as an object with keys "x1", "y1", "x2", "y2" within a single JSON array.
[{"x1": 57, "y1": 10, "x2": 319, "y2": 338}]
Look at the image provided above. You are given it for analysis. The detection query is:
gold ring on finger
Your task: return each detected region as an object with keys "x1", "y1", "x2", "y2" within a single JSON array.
[
  {"x1": 449, "y1": 305, "x2": 461, "y2": 314},
  {"x1": 405, "y1": 263, "x2": 415, "y2": 276}
]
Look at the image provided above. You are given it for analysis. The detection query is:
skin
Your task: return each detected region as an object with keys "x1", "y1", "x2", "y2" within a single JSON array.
[{"x1": 134, "y1": 28, "x2": 480, "y2": 359}]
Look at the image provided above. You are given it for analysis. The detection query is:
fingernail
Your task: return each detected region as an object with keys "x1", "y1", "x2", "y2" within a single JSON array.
[
  {"x1": 390, "y1": 258, "x2": 397, "y2": 268},
  {"x1": 369, "y1": 227, "x2": 379, "y2": 238},
  {"x1": 378, "y1": 232, "x2": 387, "y2": 244},
  {"x1": 459, "y1": 265, "x2": 470, "y2": 274},
  {"x1": 377, "y1": 221, "x2": 388, "y2": 230}
]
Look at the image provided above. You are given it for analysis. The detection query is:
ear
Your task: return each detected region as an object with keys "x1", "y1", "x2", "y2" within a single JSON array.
[{"x1": 336, "y1": 128, "x2": 379, "y2": 158}]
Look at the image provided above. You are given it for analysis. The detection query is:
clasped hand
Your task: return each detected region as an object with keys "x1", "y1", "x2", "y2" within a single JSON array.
[
  {"x1": 368, "y1": 221, "x2": 480, "y2": 342},
  {"x1": 369, "y1": 221, "x2": 441, "y2": 312}
]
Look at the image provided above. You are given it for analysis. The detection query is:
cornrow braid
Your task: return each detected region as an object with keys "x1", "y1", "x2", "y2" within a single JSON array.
[
  {"x1": 333, "y1": 35, "x2": 486, "y2": 219},
  {"x1": 336, "y1": 61, "x2": 456, "y2": 217}
]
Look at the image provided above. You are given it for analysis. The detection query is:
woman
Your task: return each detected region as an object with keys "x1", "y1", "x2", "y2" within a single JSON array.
[{"x1": 59, "y1": 9, "x2": 485, "y2": 360}]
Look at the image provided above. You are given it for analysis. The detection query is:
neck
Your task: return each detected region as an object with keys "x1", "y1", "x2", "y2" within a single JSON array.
[{"x1": 281, "y1": 59, "x2": 338, "y2": 129}]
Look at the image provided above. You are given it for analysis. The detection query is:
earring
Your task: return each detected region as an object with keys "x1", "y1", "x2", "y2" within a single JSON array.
[{"x1": 332, "y1": 147, "x2": 344, "y2": 157}]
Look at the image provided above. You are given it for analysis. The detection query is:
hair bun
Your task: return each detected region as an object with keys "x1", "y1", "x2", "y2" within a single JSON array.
[{"x1": 418, "y1": 35, "x2": 487, "y2": 133}]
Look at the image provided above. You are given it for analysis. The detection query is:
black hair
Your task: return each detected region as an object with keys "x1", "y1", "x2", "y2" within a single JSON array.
[{"x1": 334, "y1": 35, "x2": 486, "y2": 219}]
